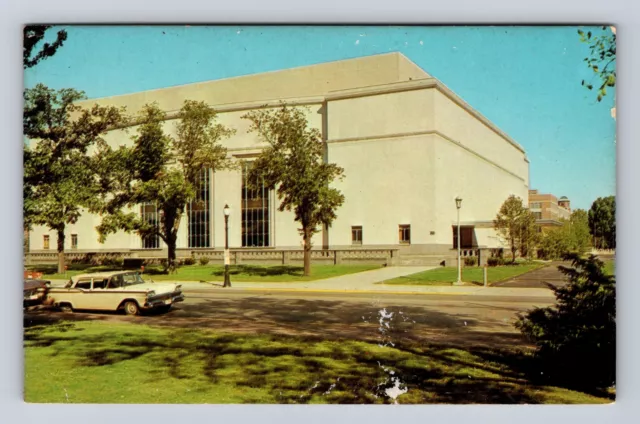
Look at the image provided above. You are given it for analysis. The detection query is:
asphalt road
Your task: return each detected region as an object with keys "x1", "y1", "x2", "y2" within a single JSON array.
[
  {"x1": 25, "y1": 290, "x2": 554, "y2": 348},
  {"x1": 492, "y1": 262, "x2": 569, "y2": 288}
]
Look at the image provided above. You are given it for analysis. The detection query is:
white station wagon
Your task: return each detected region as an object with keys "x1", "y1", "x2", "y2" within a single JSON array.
[{"x1": 46, "y1": 271, "x2": 184, "y2": 315}]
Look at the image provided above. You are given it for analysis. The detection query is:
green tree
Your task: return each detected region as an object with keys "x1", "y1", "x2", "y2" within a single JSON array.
[
  {"x1": 579, "y1": 27, "x2": 616, "y2": 102},
  {"x1": 538, "y1": 210, "x2": 592, "y2": 260},
  {"x1": 515, "y1": 253, "x2": 615, "y2": 391},
  {"x1": 23, "y1": 84, "x2": 125, "y2": 273},
  {"x1": 567, "y1": 209, "x2": 592, "y2": 253},
  {"x1": 588, "y1": 196, "x2": 616, "y2": 249},
  {"x1": 242, "y1": 105, "x2": 345, "y2": 277},
  {"x1": 518, "y1": 209, "x2": 539, "y2": 259},
  {"x1": 95, "y1": 101, "x2": 235, "y2": 271},
  {"x1": 538, "y1": 225, "x2": 569, "y2": 260},
  {"x1": 494, "y1": 195, "x2": 537, "y2": 263},
  {"x1": 24, "y1": 25, "x2": 68, "y2": 69}
]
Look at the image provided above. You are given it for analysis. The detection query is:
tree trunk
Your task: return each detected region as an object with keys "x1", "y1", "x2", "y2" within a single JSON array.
[
  {"x1": 57, "y1": 227, "x2": 65, "y2": 274},
  {"x1": 303, "y1": 230, "x2": 312, "y2": 277},
  {"x1": 167, "y1": 233, "x2": 177, "y2": 274}
]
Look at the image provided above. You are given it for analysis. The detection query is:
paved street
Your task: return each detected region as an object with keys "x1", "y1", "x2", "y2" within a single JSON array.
[
  {"x1": 492, "y1": 261, "x2": 569, "y2": 288},
  {"x1": 25, "y1": 289, "x2": 554, "y2": 348}
]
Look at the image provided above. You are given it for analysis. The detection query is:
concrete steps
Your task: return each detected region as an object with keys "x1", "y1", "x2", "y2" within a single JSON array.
[{"x1": 397, "y1": 254, "x2": 457, "y2": 267}]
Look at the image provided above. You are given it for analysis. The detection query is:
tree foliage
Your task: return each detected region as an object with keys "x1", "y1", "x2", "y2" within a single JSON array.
[
  {"x1": 515, "y1": 253, "x2": 615, "y2": 391},
  {"x1": 24, "y1": 25, "x2": 68, "y2": 69},
  {"x1": 579, "y1": 27, "x2": 616, "y2": 102},
  {"x1": 538, "y1": 209, "x2": 592, "y2": 260},
  {"x1": 494, "y1": 195, "x2": 539, "y2": 263},
  {"x1": 95, "y1": 101, "x2": 235, "y2": 271},
  {"x1": 242, "y1": 105, "x2": 345, "y2": 276},
  {"x1": 588, "y1": 196, "x2": 616, "y2": 249},
  {"x1": 23, "y1": 84, "x2": 125, "y2": 272}
]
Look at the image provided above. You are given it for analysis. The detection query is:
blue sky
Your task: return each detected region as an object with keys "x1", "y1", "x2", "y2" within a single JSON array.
[{"x1": 24, "y1": 25, "x2": 616, "y2": 211}]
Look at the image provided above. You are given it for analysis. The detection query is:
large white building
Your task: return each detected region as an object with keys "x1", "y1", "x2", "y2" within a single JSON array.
[{"x1": 27, "y1": 53, "x2": 530, "y2": 265}]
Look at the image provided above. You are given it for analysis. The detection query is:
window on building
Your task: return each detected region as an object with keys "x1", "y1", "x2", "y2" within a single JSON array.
[
  {"x1": 43, "y1": 235, "x2": 49, "y2": 250},
  {"x1": 530, "y1": 202, "x2": 541, "y2": 209},
  {"x1": 351, "y1": 226, "x2": 363, "y2": 245},
  {"x1": 452, "y1": 226, "x2": 475, "y2": 249},
  {"x1": 141, "y1": 203, "x2": 160, "y2": 249},
  {"x1": 187, "y1": 168, "x2": 210, "y2": 248},
  {"x1": 242, "y1": 162, "x2": 271, "y2": 247},
  {"x1": 533, "y1": 212, "x2": 542, "y2": 219},
  {"x1": 399, "y1": 225, "x2": 411, "y2": 244},
  {"x1": 71, "y1": 234, "x2": 78, "y2": 250}
]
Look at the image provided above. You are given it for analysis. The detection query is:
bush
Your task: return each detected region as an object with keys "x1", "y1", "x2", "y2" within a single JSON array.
[
  {"x1": 487, "y1": 257, "x2": 505, "y2": 267},
  {"x1": 463, "y1": 256, "x2": 477, "y2": 266},
  {"x1": 199, "y1": 257, "x2": 210, "y2": 266},
  {"x1": 515, "y1": 253, "x2": 616, "y2": 391},
  {"x1": 183, "y1": 256, "x2": 196, "y2": 266}
]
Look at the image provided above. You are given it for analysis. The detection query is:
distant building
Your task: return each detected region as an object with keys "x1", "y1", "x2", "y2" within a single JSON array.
[
  {"x1": 528, "y1": 189, "x2": 572, "y2": 230},
  {"x1": 27, "y1": 53, "x2": 530, "y2": 265}
]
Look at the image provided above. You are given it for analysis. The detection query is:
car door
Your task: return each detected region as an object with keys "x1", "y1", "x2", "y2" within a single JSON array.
[
  {"x1": 88, "y1": 277, "x2": 117, "y2": 310},
  {"x1": 68, "y1": 278, "x2": 93, "y2": 310}
]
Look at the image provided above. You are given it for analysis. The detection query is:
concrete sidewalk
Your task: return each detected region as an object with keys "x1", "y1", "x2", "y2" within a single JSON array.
[{"x1": 46, "y1": 265, "x2": 555, "y2": 298}]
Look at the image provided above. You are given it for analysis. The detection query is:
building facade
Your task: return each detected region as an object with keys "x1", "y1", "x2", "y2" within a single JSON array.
[
  {"x1": 528, "y1": 189, "x2": 572, "y2": 230},
  {"x1": 28, "y1": 53, "x2": 530, "y2": 263}
]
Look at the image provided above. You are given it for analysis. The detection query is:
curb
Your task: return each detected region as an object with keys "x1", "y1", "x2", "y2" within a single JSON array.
[{"x1": 182, "y1": 285, "x2": 555, "y2": 298}]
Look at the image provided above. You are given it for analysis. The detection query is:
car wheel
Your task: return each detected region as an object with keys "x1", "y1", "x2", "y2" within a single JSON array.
[
  {"x1": 124, "y1": 301, "x2": 139, "y2": 316},
  {"x1": 60, "y1": 304, "x2": 73, "y2": 313}
]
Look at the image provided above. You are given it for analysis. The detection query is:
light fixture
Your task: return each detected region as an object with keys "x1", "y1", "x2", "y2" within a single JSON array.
[
  {"x1": 223, "y1": 204, "x2": 230, "y2": 217},
  {"x1": 455, "y1": 196, "x2": 462, "y2": 209}
]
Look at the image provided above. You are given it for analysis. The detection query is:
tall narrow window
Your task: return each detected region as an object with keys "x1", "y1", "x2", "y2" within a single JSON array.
[
  {"x1": 71, "y1": 234, "x2": 78, "y2": 250},
  {"x1": 43, "y1": 235, "x2": 50, "y2": 250},
  {"x1": 399, "y1": 225, "x2": 411, "y2": 244},
  {"x1": 188, "y1": 168, "x2": 210, "y2": 248},
  {"x1": 242, "y1": 162, "x2": 270, "y2": 247},
  {"x1": 141, "y1": 203, "x2": 160, "y2": 249},
  {"x1": 351, "y1": 226, "x2": 363, "y2": 245}
]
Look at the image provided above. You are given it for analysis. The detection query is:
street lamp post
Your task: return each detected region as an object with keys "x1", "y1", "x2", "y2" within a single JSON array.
[
  {"x1": 223, "y1": 204, "x2": 231, "y2": 288},
  {"x1": 455, "y1": 197, "x2": 463, "y2": 285}
]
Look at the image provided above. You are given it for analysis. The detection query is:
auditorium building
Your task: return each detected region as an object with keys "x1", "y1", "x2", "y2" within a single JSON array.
[{"x1": 27, "y1": 52, "x2": 530, "y2": 265}]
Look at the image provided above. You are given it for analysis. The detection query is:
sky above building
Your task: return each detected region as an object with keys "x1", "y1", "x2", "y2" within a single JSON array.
[{"x1": 24, "y1": 25, "x2": 616, "y2": 211}]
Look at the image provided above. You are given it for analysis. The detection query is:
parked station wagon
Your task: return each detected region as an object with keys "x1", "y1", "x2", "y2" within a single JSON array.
[{"x1": 46, "y1": 271, "x2": 184, "y2": 315}]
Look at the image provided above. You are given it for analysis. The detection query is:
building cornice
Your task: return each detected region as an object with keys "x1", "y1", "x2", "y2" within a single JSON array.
[
  {"x1": 327, "y1": 129, "x2": 526, "y2": 183},
  {"x1": 325, "y1": 78, "x2": 525, "y2": 155},
  {"x1": 110, "y1": 96, "x2": 325, "y2": 131},
  {"x1": 103, "y1": 76, "x2": 525, "y2": 158}
]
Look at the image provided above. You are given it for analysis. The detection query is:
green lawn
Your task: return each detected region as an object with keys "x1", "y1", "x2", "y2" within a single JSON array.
[
  {"x1": 604, "y1": 260, "x2": 615, "y2": 276},
  {"x1": 382, "y1": 264, "x2": 544, "y2": 286},
  {"x1": 28, "y1": 263, "x2": 380, "y2": 282},
  {"x1": 24, "y1": 320, "x2": 610, "y2": 404}
]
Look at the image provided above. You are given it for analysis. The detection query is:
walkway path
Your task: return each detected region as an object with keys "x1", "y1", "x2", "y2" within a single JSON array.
[{"x1": 47, "y1": 265, "x2": 556, "y2": 298}]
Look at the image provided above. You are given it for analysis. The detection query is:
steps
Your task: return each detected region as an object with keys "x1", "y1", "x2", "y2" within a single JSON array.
[{"x1": 397, "y1": 254, "x2": 457, "y2": 267}]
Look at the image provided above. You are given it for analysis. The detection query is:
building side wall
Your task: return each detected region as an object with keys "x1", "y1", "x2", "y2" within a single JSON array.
[
  {"x1": 326, "y1": 89, "x2": 435, "y2": 141},
  {"x1": 432, "y1": 89, "x2": 529, "y2": 185},
  {"x1": 326, "y1": 134, "x2": 436, "y2": 248},
  {"x1": 432, "y1": 134, "x2": 529, "y2": 248}
]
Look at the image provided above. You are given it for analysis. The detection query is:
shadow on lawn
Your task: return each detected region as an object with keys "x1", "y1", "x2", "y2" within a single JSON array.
[
  {"x1": 24, "y1": 295, "x2": 611, "y2": 403},
  {"x1": 23, "y1": 318, "x2": 567, "y2": 404}
]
